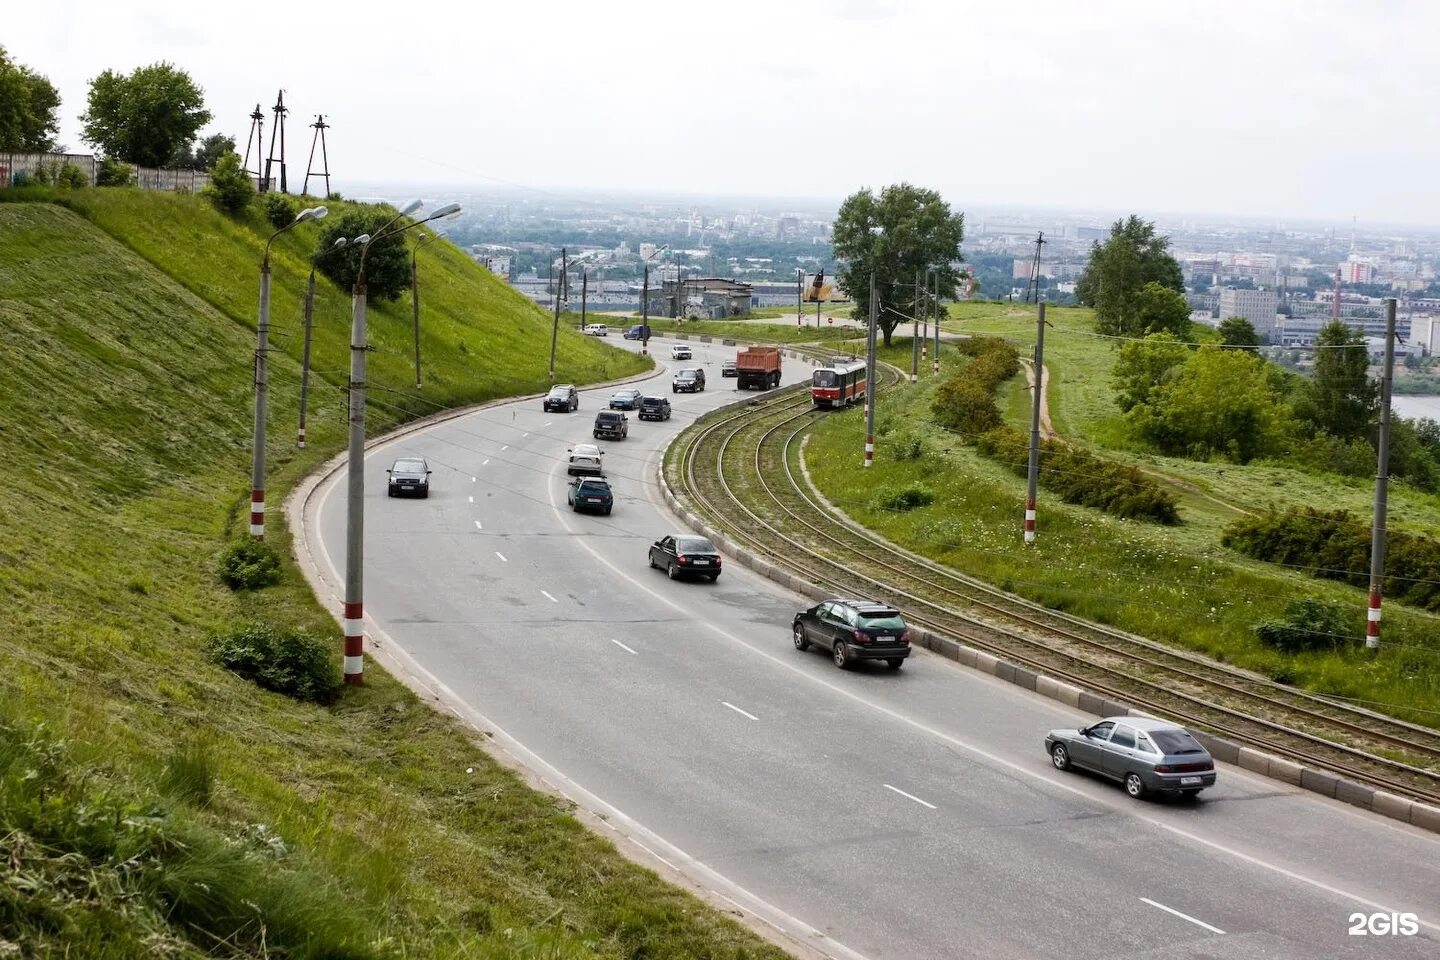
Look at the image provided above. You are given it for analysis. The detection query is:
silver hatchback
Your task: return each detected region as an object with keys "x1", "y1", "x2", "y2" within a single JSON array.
[{"x1": 1045, "y1": 716, "x2": 1216, "y2": 799}]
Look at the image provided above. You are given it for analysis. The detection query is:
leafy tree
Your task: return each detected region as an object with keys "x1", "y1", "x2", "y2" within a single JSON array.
[
  {"x1": 1111, "y1": 332, "x2": 1188, "y2": 412},
  {"x1": 1218, "y1": 316, "x2": 1260, "y2": 349},
  {"x1": 263, "y1": 192, "x2": 299, "y2": 229},
  {"x1": 173, "y1": 132, "x2": 237, "y2": 170},
  {"x1": 313, "y1": 207, "x2": 412, "y2": 301},
  {"x1": 1075, "y1": 215, "x2": 1184, "y2": 335},
  {"x1": 95, "y1": 156, "x2": 135, "y2": 187},
  {"x1": 1131, "y1": 281, "x2": 1192, "y2": 338},
  {"x1": 1129, "y1": 347, "x2": 1290, "y2": 463},
  {"x1": 0, "y1": 46, "x2": 61, "y2": 151},
  {"x1": 1295, "y1": 320, "x2": 1375, "y2": 441},
  {"x1": 832, "y1": 183, "x2": 965, "y2": 346},
  {"x1": 80, "y1": 62, "x2": 212, "y2": 166},
  {"x1": 202, "y1": 152, "x2": 253, "y2": 215}
]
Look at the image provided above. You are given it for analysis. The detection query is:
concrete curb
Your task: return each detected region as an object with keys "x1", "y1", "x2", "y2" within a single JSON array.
[{"x1": 655, "y1": 443, "x2": 1440, "y2": 837}]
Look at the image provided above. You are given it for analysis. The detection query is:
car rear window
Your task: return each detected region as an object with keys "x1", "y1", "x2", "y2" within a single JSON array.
[
  {"x1": 1149, "y1": 729, "x2": 1207, "y2": 755},
  {"x1": 676, "y1": 537, "x2": 716, "y2": 553},
  {"x1": 856, "y1": 613, "x2": 905, "y2": 630},
  {"x1": 577, "y1": 480, "x2": 609, "y2": 493}
]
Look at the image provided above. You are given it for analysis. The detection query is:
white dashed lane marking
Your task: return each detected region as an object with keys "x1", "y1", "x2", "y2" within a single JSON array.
[{"x1": 883, "y1": 784, "x2": 936, "y2": 810}]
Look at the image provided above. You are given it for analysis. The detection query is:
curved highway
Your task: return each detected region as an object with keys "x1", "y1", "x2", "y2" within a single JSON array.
[{"x1": 307, "y1": 336, "x2": 1439, "y2": 960}]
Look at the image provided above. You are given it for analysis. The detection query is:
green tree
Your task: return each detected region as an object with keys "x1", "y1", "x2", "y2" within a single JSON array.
[
  {"x1": 1111, "y1": 331, "x2": 1189, "y2": 412},
  {"x1": 1296, "y1": 320, "x2": 1375, "y2": 441},
  {"x1": 0, "y1": 46, "x2": 61, "y2": 151},
  {"x1": 173, "y1": 132, "x2": 236, "y2": 170},
  {"x1": 202, "y1": 152, "x2": 253, "y2": 215},
  {"x1": 80, "y1": 62, "x2": 212, "y2": 166},
  {"x1": 832, "y1": 183, "x2": 965, "y2": 346},
  {"x1": 1075, "y1": 215, "x2": 1184, "y2": 335},
  {"x1": 1218, "y1": 316, "x2": 1260, "y2": 349},
  {"x1": 1131, "y1": 347, "x2": 1290, "y2": 463},
  {"x1": 1132, "y1": 281, "x2": 1192, "y2": 338},
  {"x1": 313, "y1": 207, "x2": 412, "y2": 301}
]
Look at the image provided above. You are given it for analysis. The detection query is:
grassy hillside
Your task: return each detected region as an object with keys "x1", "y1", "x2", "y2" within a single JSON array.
[{"x1": 0, "y1": 200, "x2": 782, "y2": 959}]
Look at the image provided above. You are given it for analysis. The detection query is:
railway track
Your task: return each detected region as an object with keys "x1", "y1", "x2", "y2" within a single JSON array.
[{"x1": 668, "y1": 368, "x2": 1440, "y2": 806}]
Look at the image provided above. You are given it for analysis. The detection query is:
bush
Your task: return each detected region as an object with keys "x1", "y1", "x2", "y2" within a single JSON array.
[
  {"x1": 313, "y1": 206, "x2": 412, "y2": 301},
  {"x1": 1223, "y1": 507, "x2": 1440, "y2": 611},
  {"x1": 218, "y1": 539, "x2": 282, "y2": 590},
  {"x1": 58, "y1": 163, "x2": 89, "y2": 189},
  {"x1": 875, "y1": 486, "x2": 934, "y2": 511},
  {"x1": 202, "y1": 152, "x2": 253, "y2": 215},
  {"x1": 207, "y1": 623, "x2": 340, "y2": 703},
  {"x1": 932, "y1": 376, "x2": 1002, "y2": 436},
  {"x1": 1255, "y1": 598, "x2": 1353, "y2": 654},
  {"x1": 262, "y1": 191, "x2": 298, "y2": 229},
  {"x1": 95, "y1": 156, "x2": 135, "y2": 187}
]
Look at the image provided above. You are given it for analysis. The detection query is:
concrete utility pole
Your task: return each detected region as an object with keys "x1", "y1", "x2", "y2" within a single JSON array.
[
  {"x1": 1025, "y1": 302, "x2": 1047, "y2": 545},
  {"x1": 911, "y1": 269, "x2": 921, "y2": 383},
  {"x1": 410, "y1": 250, "x2": 422, "y2": 389},
  {"x1": 251, "y1": 205, "x2": 327, "y2": 537},
  {"x1": 641, "y1": 264, "x2": 650, "y2": 356},
  {"x1": 581, "y1": 270, "x2": 588, "y2": 329},
  {"x1": 1367, "y1": 298, "x2": 1398, "y2": 649},
  {"x1": 932, "y1": 269, "x2": 941, "y2": 376},
  {"x1": 297, "y1": 269, "x2": 316, "y2": 448},
  {"x1": 797, "y1": 267, "x2": 804, "y2": 325},
  {"x1": 548, "y1": 247, "x2": 565, "y2": 379},
  {"x1": 864, "y1": 272, "x2": 877, "y2": 468}
]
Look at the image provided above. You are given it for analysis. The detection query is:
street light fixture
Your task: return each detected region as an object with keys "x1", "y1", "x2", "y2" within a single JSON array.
[
  {"x1": 338, "y1": 199, "x2": 462, "y2": 687},
  {"x1": 249, "y1": 205, "x2": 328, "y2": 538}
]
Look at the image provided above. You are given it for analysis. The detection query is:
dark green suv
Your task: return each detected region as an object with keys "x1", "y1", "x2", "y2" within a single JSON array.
[{"x1": 792, "y1": 598, "x2": 911, "y2": 670}]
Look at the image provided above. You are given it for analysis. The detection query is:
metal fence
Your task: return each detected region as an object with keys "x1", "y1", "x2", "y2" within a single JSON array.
[{"x1": 0, "y1": 151, "x2": 210, "y2": 193}]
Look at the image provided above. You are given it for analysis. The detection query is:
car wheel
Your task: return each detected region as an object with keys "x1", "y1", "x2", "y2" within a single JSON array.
[
  {"x1": 886, "y1": 658, "x2": 903, "y2": 670},
  {"x1": 667, "y1": 562, "x2": 680, "y2": 580},
  {"x1": 832, "y1": 639, "x2": 850, "y2": 669},
  {"x1": 421, "y1": 490, "x2": 430, "y2": 499},
  {"x1": 1125, "y1": 772, "x2": 1147, "y2": 800},
  {"x1": 1181, "y1": 789, "x2": 1203, "y2": 800},
  {"x1": 1050, "y1": 743, "x2": 1070, "y2": 771},
  {"x1": 387, "y1": 489, "x2": 394, "y2": 497},
  {"x1": 604, "y1": 506, "x2": 612, "y2": 515},
  {"x1": 648, "y1": 551, "x2": 657, "y2": 569},
  {"x1": 705, "y1": 573, "x2": 718, "y2": 582},
  {"x1": 792, "y1": 624, "x2": 810, "y2": 651}
]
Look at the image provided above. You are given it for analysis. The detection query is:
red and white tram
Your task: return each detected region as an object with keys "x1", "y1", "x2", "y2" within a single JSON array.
[{"x1": 811, "y1": 357, "x2": 867, "y2": 409}]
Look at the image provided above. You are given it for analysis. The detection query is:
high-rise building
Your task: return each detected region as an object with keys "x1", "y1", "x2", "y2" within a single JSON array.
[{"x1": 1218, "y1": 287, "x2": 1280, "y2": 341}]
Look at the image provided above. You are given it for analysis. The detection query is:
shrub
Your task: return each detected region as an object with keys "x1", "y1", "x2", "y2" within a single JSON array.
[
  {"x1": 207, "y1": 623, "x2": 340, "y2": 703},
  {"x1": 58, "y1": 163, "x2": 89, "y2": 189},
  {"x1": 1254, "y1": 598, "x2": 1353, "y2": 654},
  {"x1": 95, "y1": 156, "x2": 135, "y2": 187},
  {"x1": 875, "y1": 486, "x2": 934, "y2": 511},
  {"x1": 202, "y1": 152, "x2": 254, "y2": 215},
  {"x1": 1223, "y1": 507, "x2": 1440, "y2": 611},
  {"x1": 932, "y1": 376, "x2": 1001, "y2": 436},
  {"x1": 218, "y1": 539, "x2": 282, "y2": 590},
  {"x1": 313, "y1": 206, "x2": 413, "y2": 301},
  {"x1": 262, "y1": 191, "x2": 298, "y2": 229}
]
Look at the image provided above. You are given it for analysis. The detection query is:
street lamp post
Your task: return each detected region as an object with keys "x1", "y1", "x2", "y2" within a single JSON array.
[
  {"x1": 250, "y1": 205, "x2": 327, "y2": 537},
  {"x1": 340, "y1": 199, "x2": 461, "y2": 686},
  {"x1": 639, "y1": 245, "x2": 668, "y2": 358}
]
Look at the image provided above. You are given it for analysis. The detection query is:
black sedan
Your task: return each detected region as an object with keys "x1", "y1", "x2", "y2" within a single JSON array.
[
  {"x1": 609, "y1": 388, "x2": 644, "y2": 410},
  {"x1": 1045, "y1": 717, "x2": 1217, "y2": 799},
  {"x1": 792, "y1": 598, "x2": 910, "y2": 669},
  {"x1": 386, "y1": 457, "x2": 431, "y2": 498},
  {"x1": 648, "y1": 535, "x2": 722, "y2": 581}
]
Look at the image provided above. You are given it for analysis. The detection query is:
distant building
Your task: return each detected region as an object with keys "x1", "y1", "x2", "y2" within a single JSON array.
[
  {"x1": 1218, "y1": 287, "x2": 1280, "y2": 342},
  {"x1": 659, "y1": 277, "x2": 752, "y2": 318},
  {"x1": 1410, "y1": 316, "x2": 1440, "y2": 355},
  {"x1": 1340, "y1": 259, "x2": 1374, "y2": 284}
]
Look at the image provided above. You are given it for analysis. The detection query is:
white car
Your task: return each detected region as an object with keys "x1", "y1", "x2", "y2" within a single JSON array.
[
  {"x1": 670, "y1": 343, "x2": 692, "y2": 360},
  {"x1": 567, "y1": 443, "x2": 604, "y2": 476},
  {"x1": 584, "y1": 323, "x2": 608, "y2": 337}
]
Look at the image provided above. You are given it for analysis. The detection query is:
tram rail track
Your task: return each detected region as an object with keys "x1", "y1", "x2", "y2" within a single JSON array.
[{"x1": 667, "y1": 366, "x2": 1440, "y2": 807}]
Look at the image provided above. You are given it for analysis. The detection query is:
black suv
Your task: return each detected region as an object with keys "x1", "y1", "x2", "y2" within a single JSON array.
[
  {"x1": 638, "y1": 396, "x2": 672, "y2": 421},
  {"x1": 386, "y1": 457, "x2": 431, "y2": 498},
  {"x1": 544, "y1": 384, "x2": 579, "y2": 412},
  {"x1": 792, "y1": 598, "x2": 910, "y2": 670},
  {"x1": 672, "y1": 368, "x2": 706, "y2": 393},
  {"x1": 593, "y1": 410, "x2": 628, "y2": 440}
]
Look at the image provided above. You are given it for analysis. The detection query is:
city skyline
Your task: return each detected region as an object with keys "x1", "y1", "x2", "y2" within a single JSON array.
[{"x1": 9, "y1": 1, "x2": 1438, "y2": 225}]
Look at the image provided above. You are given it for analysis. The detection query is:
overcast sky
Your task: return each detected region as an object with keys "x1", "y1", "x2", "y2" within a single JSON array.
[{"x1": 8, "y1": 1, "x2": 1435, "y2": 225}]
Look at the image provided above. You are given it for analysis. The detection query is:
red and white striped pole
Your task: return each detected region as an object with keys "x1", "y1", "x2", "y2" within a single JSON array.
[
  {"x1": 863, "y1": 273, "x2": 877, "y2": 468},
  {"x1": 1025, "y1": 498, "x2": 1037, "y2": 544},
  {"x1": 343, "y1": 277, "x2": 369, "y2": 685},
  {"x1": 249, "y1": 257, "x2": 272, "y2": 539},
  {"x1": 344, "y1": 600, "x2": 365, "y2": 684},
  {"x1": 1366, "y1": 298, "x2": 1397, "y2": 650},
  {"x1": 1366, "y1": 591, "x2": 1382, "y2": 648},
  {"x1": 1024, "y1": 304, "x2": 1046, "y2": 545},
  {"x1": 250, "y1": 489, "x2": 265, "y2": 538}
]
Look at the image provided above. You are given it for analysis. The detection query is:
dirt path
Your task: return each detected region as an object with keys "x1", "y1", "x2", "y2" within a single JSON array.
[{"x1": 1019, "y1": 359, "x2": 1056, "y2": 439}]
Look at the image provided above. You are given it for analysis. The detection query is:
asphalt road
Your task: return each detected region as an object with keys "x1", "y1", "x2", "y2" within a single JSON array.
[{"x1": 310, "y1": 335, "x2": 1439, "y2": 960}]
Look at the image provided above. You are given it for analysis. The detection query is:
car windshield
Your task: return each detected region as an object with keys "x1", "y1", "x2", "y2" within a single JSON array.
[
  {"x1": 548, "y1": 387, "x2": 569, "y2": 397},
  {"x1": 392, "y1": 459, "x2": 425, "y2": 473},
  {"x1": 1148, "y1": 729, "x2": 1207, "y2": 755},
  {"x1": 676, "y1": 537, "x2": 716, "y2": 553},
  {"x1": 576, "y1": 480, "x2": 609, "y2": 493},
  {"x1": 856, "y1": 613, "x2": 905, "y2": 630},
  {"x1": 813, "y1": 371, "x2": 838, "y2": 387}
]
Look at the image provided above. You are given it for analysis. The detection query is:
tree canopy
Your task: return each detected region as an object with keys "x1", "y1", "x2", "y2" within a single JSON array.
[
  {"x1": 0, "y1": 46, "x2": 61, "y2": 152},
  {"x1": 80, "y1": 62, "x2": 212, "y2": 166},
  {"x1": 1111, "y1": 332, "x2": 1189, "y2": 413},
  {"x1": 173, "y1": 133, "x2": 236, "y2": 171},
  {"x1": 1128, "y1": 347, "x2": 1290, "y2": 464},
  {"x1": 1295, "y1": 319, "x2": 1375, "y2": 441},
  {"x1": 1131, "y1": 281, "x2": 1192, "y2": 338},
  {"x1": 1076, "y1": 215, "x2": 1184, "y2": 336},
  {"x1": 832, "y1": 183, "x2": 965, "y2": 346},
  {"x1": 1218, "y1": 316, "x2": 1260, "y2": 349},
  {"x1": 313, "y1": 208, "x2": 412, "y2": 301}
]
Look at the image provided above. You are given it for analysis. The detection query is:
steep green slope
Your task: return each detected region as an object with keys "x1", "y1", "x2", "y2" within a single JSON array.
[{"x1": 0, "y1": 202, "x2": 780, "y2": 959}]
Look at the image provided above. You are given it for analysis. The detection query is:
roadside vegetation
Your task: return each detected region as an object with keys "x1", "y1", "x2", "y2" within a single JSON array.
[
  {"x1": 0, "y1": 199, "x2": 785, "y2": 958},
  {"x1": 801, "y1": 310, "x2": 1440, "y2": 725}
]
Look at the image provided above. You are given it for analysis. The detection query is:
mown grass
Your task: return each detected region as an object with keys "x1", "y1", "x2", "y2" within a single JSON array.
[
  {"x1": 0, "y1": 200, "x2": 784, "y2": 959},
  {"x1": 799, "y1": 311, "x2": 1440, "y2": 724}
]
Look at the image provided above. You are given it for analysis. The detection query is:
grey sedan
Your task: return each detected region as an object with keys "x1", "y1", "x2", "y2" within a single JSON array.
[{"x1": 1045, "y1": 716, "x2": 1216, "y2": 799}]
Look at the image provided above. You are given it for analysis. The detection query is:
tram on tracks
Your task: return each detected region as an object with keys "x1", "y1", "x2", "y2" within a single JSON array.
[{"x1": 811, "y1": 357, "x2": 867, "y2": 409}]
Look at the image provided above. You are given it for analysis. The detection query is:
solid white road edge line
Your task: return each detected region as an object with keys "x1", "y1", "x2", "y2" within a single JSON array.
[
  {"x1": 883, "y1": 783, "x2": 937, "y2": 810},
  {"x1": 721, "y1": 701, "x2": 759, "y2": 721},
  {"x1": 611, "y1": 639, "x2": 639, "y2": 655},
  {"x1": 1140, "y1": 897, "x2": 1226, "y2": 935}
]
